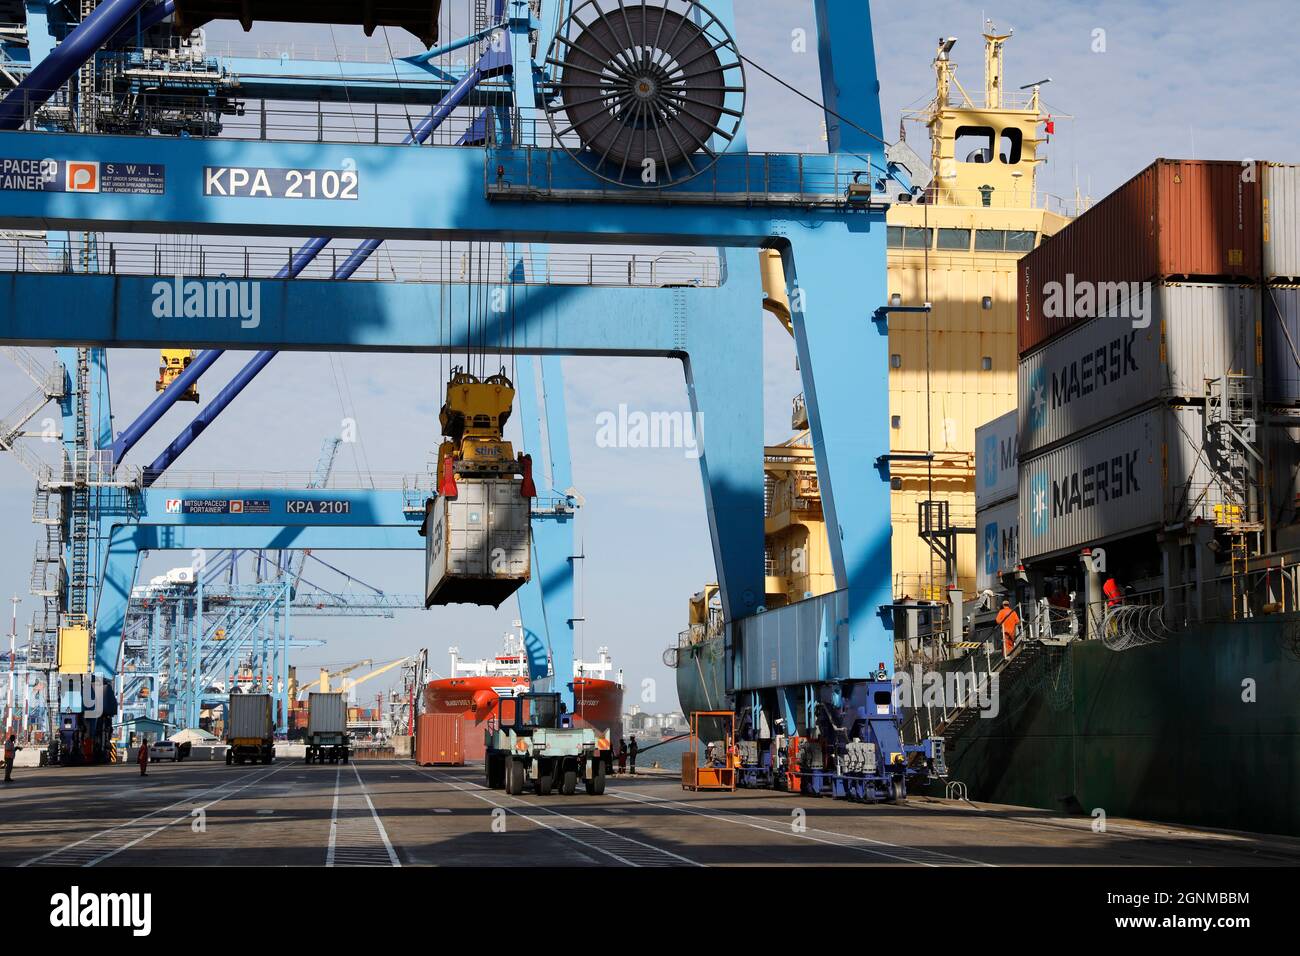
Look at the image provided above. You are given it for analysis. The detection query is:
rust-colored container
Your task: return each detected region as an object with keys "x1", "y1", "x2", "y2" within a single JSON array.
[
  {"x1": 1019, "y1": 159, "x2": 1263, "y2": 354},
  {"x1": 416, "y1": 713, "x2": 464, "y2": 766}
]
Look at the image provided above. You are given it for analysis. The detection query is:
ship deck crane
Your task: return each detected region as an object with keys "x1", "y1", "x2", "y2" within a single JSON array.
[
  {"x1": 299, "y1": 659, "x2": 370, "y2": 697},
  {"x1": 333, "y1": 657, "x2": 410, "y2": 696}
]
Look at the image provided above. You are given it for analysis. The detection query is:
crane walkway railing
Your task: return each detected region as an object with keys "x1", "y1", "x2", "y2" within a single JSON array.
[
  {"x1": 144, "y1": 469, "x2": 434, "y2": 492},
  {"x1": 0, "y1": 237, "x2": 722, "y2": 288}
]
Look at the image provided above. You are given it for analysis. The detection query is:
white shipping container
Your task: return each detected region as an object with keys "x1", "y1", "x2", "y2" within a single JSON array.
[
  {"x1": 1264, "y1": 286, "x2": 1300, "y2": 404},
  {"x1": 424, "y1": 478, "x2": 531, "y2": 608},
  {"x1": 227, "y1": 693, "x2": 272, "y2": 741},
  {"x1": 1264, "y1": 163, "x2": 1300, "y2": 280},
  {"x1": 1019, "y1": 405, "x2": 1241, "y2": 561},
  {"x1": 307, "y1": 692, "x2": 347, "y2": 736},
  {"x1": 976, "y1": 498, "x2": 1019, "y2": 593},
  {"x1": 975, "y1": 410, "x2": 1018, "y2": 508},
  {"x1": 1019, "y1": 283, "x2": 1259, "y2": 454}
]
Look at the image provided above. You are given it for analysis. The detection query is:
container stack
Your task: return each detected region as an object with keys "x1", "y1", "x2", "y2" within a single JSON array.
[
  {"x1": 1014, "y1": 158, "x2": 1266, "y2": 564},
  {"x1": 1262, "y1": 163, "x2": 1300, "y2": 543},
  {"x1": 974, "y1": 410, "x2": 1019, "y2": 593}
]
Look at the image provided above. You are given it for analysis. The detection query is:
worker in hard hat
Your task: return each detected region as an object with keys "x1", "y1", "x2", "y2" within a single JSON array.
[
  {"x1": 995, "y1": 599, "x2": 1020, "y2": 657},
  {"x1": 3, "y1": 734, "x2": 19, "y2": 784}
]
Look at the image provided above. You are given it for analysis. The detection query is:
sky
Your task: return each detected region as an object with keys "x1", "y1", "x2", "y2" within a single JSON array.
[{"x1": 1, "y1": 0, "x2": 1296, "y2": 713}]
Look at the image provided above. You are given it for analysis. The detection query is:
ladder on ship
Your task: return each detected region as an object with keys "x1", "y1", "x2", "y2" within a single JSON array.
[
  {"x1": 1205, "y1": 373, "x2": 1265, "y2": 618},
  {"x1": 930, "y1": 636, "x2": 1054, "y2": 741}
]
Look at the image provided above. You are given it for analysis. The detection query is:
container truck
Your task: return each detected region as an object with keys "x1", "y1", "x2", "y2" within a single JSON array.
[
  {"x1": 484, "y1": 692, "x2": 609, "y2": 796},
  {"x1": 225, "y1": 693, "x2": 274, "y2": 765},
  {"x1": 305, "y1": 691, "x2": 350, "y2": 764}
]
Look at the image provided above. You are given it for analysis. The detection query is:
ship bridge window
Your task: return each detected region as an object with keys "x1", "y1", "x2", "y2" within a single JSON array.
[
  {"x1": 1005, "y1": 230, "x2": 1036, "y2": 251},
  {"x1": 999, "y1": 128, "x2": 1024, "y2": 164},
  {"x1": 976, "y1": 229, "x2": 1038, "y2": 252},
  {"x1": 937, "y1": 228, "x2": 971, "y2": 251},
  {"x1": 888, "y1": 226, "x2": 933, "y2": 250},
  {"x1": 955, "y1": 125, "x2": 996, "y2": 163}
]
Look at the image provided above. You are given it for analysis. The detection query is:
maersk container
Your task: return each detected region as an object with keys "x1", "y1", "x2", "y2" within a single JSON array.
[
  {"x1": 975, "y1": 498, "x2": 1019, "y2": 593},
  {"x1": 307, "y1": 692, "x2": 347, "y2": 736},
  {"x1": 1019, "y1": 159, "x2": 1263, "y2": 354},
  {"x1": 227, "y1": 693, "x2": 273, "y2": 741},
  {"x1": 1019, "y1": 405, "x2": 1238, "y2": 562},
  {"x1": 975, "y1": 410, "x2": 1018, "y2": 509},
  {"x1": 1264, "y1": 286, "x2": 1300, "y2": 404},
  {"x1": 1263, "y1": 163, "x2": 1300, "y2": 281},
  {"x1": 1019, "y1": 283, "x2": 1260, "y2": 454},
  {"x1": 422, "y1": 478, "x2": 530, "y2": 608}
]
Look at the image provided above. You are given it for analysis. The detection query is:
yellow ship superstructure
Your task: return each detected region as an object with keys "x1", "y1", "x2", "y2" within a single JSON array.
[{"x1": 764, "y1": 24, "x2": 1075, "y2": 606}]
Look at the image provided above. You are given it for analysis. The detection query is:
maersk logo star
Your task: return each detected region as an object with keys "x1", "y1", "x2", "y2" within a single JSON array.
[
  {"x1": 984, "y1": 522, "x2": 999, "y2": 574},
  {"x1": 1030, "y1": 473, "x2": 1049, "y2": 536},
  {"x1": 982, "y1": 436, "x2": 998, "y2": 487},
  {"x1": 1029, "y1": 368, "x2": 1047, "y2": 430}
]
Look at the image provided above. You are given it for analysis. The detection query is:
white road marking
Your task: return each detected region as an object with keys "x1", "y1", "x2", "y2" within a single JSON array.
[
  {"x1": 408, "y1": 764, "x2": 702, "y2": 867},
  {"x1": 609, "y1": 787, "x2": 995, "y2": 867},
  {"x1": 326, "y1": 763, "x2": 400, "y2": 867},
  {"x1": 21, "y1": 764, "x2": 288, "y2": 867}
]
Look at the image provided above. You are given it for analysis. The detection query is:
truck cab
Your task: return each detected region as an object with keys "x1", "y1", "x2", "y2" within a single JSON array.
[{"x1": 484, "y1": 692, "x2": 608, "y2": 796}]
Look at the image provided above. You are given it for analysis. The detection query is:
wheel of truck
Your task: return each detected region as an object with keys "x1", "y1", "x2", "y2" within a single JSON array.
[
  {"x1": 584, "y1": 758, "x2": 606, "y2": 795},
  {"x1": 505, "y1": 759, "x2": 525, "y2": 796},
  {"x1": 342, "y1": 752, "x2": 349, "y2": 764},
  {"x1": 225, "y1": 750, "x2": 233, "y2": 765},
  {"x1": 535, "y1": 768, "x2": 553, "y2": 795},
  {"x1": 560, "y1": 766, "x2": 578, "y2": 795},
  {"x1": 487, "y1": 755, "x2": 505, "y2": 789},
  {"x1": 890, "y1": 777, "x2": 906, "y2": 803}
]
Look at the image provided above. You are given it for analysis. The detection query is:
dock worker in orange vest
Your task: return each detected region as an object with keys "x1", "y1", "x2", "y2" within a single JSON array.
[
  {"x1": 996, "y1": 600, "x2": 1020, "y2": 657},
  {"x1": 1103, "y1": 577, "x2": 1123, "y2": 607},
  {"x1": 3, "y1": 734, "x2": 19, "y2": 784}
]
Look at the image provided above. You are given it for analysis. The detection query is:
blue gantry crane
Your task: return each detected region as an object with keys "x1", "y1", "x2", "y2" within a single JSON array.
[{"x1": 0, "y1": 0, "x2": 946, "y2": 797}]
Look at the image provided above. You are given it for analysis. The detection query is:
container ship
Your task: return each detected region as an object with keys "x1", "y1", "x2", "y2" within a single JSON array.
[
  {"x1": 673, "y1": 24, "x2": 1300, "y2": 837},
  {"x1": 424, "y1": 634, "x2": 624, "y2": 761},
  {"x1": 676, "y1": 24, "x2": 1075, "y2": 718}
]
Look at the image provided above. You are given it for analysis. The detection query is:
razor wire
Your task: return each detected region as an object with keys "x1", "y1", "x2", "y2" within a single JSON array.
[{"x1": 1100, "y1": 602, "x2": 1177, "y2": 651}]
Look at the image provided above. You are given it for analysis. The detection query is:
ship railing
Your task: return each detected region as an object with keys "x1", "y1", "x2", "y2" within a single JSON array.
[{"x1": 906, "y1": 186, "x2": 1086, "y2": 218}]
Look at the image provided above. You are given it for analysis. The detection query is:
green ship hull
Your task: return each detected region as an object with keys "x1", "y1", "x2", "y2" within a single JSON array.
[
  {"x1": 933, "y1": 616, "x2": 1300, "y2": 836},
  {"x1": 679, "y1": 617, "x2": 1300, "y2": 836}
]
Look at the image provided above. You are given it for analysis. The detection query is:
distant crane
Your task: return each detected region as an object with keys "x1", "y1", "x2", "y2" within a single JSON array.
[{"x1": 298, "y1": 657, "x2": 410, "y2": 698}]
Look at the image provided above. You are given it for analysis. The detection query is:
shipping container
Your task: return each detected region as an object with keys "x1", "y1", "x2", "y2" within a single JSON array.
[
  {"x1": 226, "y1": 693, "x2": 273, "y2": 741},
  {"x1": 1263, "y1": 163, "x2": 1300, "y2": 280},
  {"x1": 307, "y1": 692, "x2": 347, "y2": 736},
  {"x1": 976, "y1": 498, "x2": 1019, "y2": 593},
  {"x1": 1019, "y1": 405, "x2": 1243, "y2": 562},
  {"x1": 423, "y1": 478, "x2": 530, "y2": 608},
  {"x1": 416, "y1": 713, "x2": 464, "y2": 766},
  {"x1": 1019, "y1": 159, "x2": 1263, "y2": 354},
  {"x1": 1264, "y1": 286, "x2": 1300, "y2": 404},
  {"x1": 975, "y1": 410, "x2": 1018, "y2": 508},
  {"x1": 1020, "y1": 283, "x2": 1260, "y2": 453}
]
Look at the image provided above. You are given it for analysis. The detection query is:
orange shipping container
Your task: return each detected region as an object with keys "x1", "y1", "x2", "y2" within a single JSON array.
[
  {"x1": 1019, "y1": 158, "x2": 1263, "y2": 354},
  {"x1": 416, "y1": 713, "x2": 464, "y2": 766}
]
